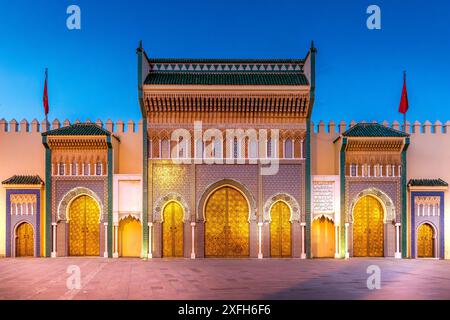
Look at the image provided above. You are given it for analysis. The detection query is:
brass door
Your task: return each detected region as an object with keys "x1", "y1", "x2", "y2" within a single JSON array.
[
  {"x1": 417, "y1": 223, "x2": 434, "y2": 258},
  {"x1": 353, "y1": 195, "x2": 384, "y2": 257},
  {"x1": 16, "y1": 222, "x2": 34, "y2": 257},
  {"x1": 162, "y1": 202, "x2": 184, "y2": 257},
  {"x1": 69, "y1": 195, "x2": 100, "y2": 256},
  {"x1": 119, "y1": 216, "x2": 142, "y2": 257},
  {"x1": 270, "y1": 201, "x2": 291, "y2": 257},
  {"x1": 312, "y1": 217, "x2": 335, "y2": 258},
  {"x1": 205, "y1": 187, "x2": 249, "y2": 257}
]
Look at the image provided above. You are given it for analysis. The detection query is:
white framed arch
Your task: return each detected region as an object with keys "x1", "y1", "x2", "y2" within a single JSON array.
[
  {"x1": 153, "y1": 192, "x2": 190, "y2": 223},
  {"x1": 349, "y1": 188, "x2": 396, "y2": 224},
  {"x1": 312, "y1": 213, "x2": 335, "y2": 223},
  {"x1": 263, "y1": 193, "x2": 301, "y2": 223},
  {"x1": 57, "y1": 187, "x2": 104, "y2": 222}
]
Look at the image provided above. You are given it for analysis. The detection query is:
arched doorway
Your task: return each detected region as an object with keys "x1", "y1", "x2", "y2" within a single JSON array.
[
  {"x1": 417, "y1": 223, "x2": 434, "y2": 258},
  {"x1": 69, "y1": 195, "x2": 100, "y2": 256},
  {"x1": 312, "y1": 217, "x2": 335, "y2": 258},
  {"x1": 16, "y1": 222, "x2": 34, "y2": 257},
  {"x1": 204, "y1": 186, "x2": 249, "y2": 257},
  {"x1": 162, "y1": 201, "x2": 184, "y2": 257},
  {"x1": 353, "y1": 195, "x2": 384, "y2": 257},
  {"x1": 119, "y1": 216, "x2": 142, "y2": 257},
  {"x1": 270, "y1": 201, "x2": 291, "y2": 257}
]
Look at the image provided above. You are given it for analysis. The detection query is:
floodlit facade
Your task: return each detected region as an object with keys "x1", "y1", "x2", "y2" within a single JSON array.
[{"x1": 1, "y1": 43, "x2": 448, "y2": 260}]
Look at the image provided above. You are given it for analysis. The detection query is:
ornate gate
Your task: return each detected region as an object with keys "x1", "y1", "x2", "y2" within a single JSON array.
[
  {"x1": 270, "y1": 201, "x2": 291, "y2": 257},
  {"x1": 16, "y1": 222, "x2": 34, "y2": 257},
  {"x1": 417, "y1": 223, "x2": 434, "y2": 258},
  {"x1": 205, "y1": 186, "x2": 249, "y2": 257},
  {"x1": 353, "y1": 195, "x2": 384, "y2": 257},
  {"x1": 69, "y1": 195, "x2": 100, "y2": 256},
  {"x1": 119, "y1": 216, "x2": 142, "y2": 257},
  {"x1": 162, "y1": 201, "x2": 184, "y2": 257}
]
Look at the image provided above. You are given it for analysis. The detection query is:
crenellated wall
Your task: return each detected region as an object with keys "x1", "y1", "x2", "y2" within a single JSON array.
[{"x1": 0, "y1": 118, "x2": 143, "y2": 256}]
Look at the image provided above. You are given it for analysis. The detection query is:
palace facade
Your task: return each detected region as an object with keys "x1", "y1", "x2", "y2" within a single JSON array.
[{"x1": 1, "y1": 42, "x2": 449, "y2": 260}]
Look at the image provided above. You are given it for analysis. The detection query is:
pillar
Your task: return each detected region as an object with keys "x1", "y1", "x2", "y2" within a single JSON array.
[
  {"x1": 300, "y1": 222, "x2": 306, "y2": 259},
  {"x1": 395, "y1": 223, "x2": 401, "y2": 259},
  {"x1": 51, "y1": 222, "x2": 57, "y2": 258},
  {"x1": 103, "y1": 222, "x2": 108, "y2": 258},
  {"x1": 345, "y1": 223, "x2": 350, "y2": 259},
  {"x1": 148, "y1": 222, "x2": 153, "y2": 258},
  {"x1": 190, "y1": 222, "x2": 196, "y2": 259},
  {"x1": 334, "y1": 225, "x2": 340, "y2": 259},
  {"x1": 258, "y1": 222, "x2": 263, "y2": 259},
  {"x1": 113, "y1": 223, "x2": 119, "y2": 258}
]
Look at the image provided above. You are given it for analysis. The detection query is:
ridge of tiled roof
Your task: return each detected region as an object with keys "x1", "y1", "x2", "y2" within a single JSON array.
[
  {"x1": 343, "y1": 123, "x2": 409, "y2": 138},
  {"x1": 42, "y1": 123, "x2": 111, "y2": 137},
  {"x1": 2, "y1": 175, "x2": 44, "y2": 185},
  {"x1": 408, "y1": 179, "x2": 448, "y2": 187}
]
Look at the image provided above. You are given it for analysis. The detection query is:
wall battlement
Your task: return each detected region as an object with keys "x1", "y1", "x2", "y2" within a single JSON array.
[
  {"x1": 0, "y1": 119, "x2": 144, "y2": 134},
  {"x1": 312, "y1": 120, "x2": 450, "y2": 135}
]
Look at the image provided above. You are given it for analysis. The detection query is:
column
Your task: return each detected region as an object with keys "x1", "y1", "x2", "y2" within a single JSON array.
[
  {"x1": 113, "y1": 223, "x2": 119, "y2": 258},
  {"x1": 345, "y1": 223, "x2": 350, "y2": 259},
  {"x1": 334, "y1": 225, "x2": 340, "y2": 258},
  {"x1": 51, "y1": 222, "x2": 57, "y2": 258},
  {"x1": 103, "y1": 222, "x2": 108, "y2": 258},
  {"x1": 300, "y1": 139, "x2": 304, "y2": 159},
  {"x1": 190, "y1": 222, "x2": 196, "y2": 259},
  {"x1": 300, "y1": 222, "x2": 306, "y2": 259},
  {"x1": 258, "y1": 222, "x2": 263, "y2": 259},
  {"x1": 148, "y1": 222, "x2": 153, "y2": 259},
  {"x1": 395, "y1": 223, "x2": 401, "y2": 259}
]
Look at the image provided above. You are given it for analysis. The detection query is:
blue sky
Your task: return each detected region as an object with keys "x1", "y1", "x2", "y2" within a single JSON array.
[{"x1": 0, "y1": 0, "x2": 449, "y2": 124}]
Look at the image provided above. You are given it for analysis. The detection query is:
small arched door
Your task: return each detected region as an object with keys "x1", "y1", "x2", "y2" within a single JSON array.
[
  {"x1": 69, "y1": 195, "x2": 100, "y2": 256},
  {"x1": 270, "y1": 201, "x2": 291, "y2": 257},
  {"x1": 353, "y1": 195, "x2": 384, "y2": 257},
  {"x1": 162, "y1": 201, "x2": 184, "y2": 257},
  {"x1": 417, "y1": 223, "x2": 434, "y2": 258},
  {"x1": 16, "y1": 222, "x2": 34, "y2": 257},
  {"x1": 312, "y1": 217, "x2": 335, "y2": 258},
  {"x1": 119, "y1": 216, "x2": 142, "y2": 257}
]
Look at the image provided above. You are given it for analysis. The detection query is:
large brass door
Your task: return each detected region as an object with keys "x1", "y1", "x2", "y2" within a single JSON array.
[
  {"x1": 312, "y1": 217, "x2": 335, "y2": 258},
  {"x1": 417, "y1": 223, "x2": 434, "y2": 258},
  {"x1": 353, "y1": 195, "x2": 384, "y2": 257},
  {"x1": 205, "y1": 187, "x2": 249, "y2": 257},
  {"x1": 16, "y1": 222, "x2": 34, "y2": 257},
  {"x1": 119, "y1": 216, "x2": 142, "y2": 257},
  {"x1": 69, "y1": 195, "x2": 100, "y2": 256},
  {"x1": 162, "y1": 202, "x2": 184, "y2": 257},
  {"x1": 270, "y1": 201, "x2": 291, "y2": 257}
]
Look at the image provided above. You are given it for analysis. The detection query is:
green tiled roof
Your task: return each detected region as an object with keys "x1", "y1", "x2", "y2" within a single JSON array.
[
  {"x1": 2, "y1": 175, "x2": 44, "y2": 185},
  {"x1": 147, "y1": 58, "x2": 305, "y2": 64},
  {"x1": 343, "y1": 123, "x2": 409, "y2": 138},
  {"x1": 144, "y1": 72, "x2": 308, "y2": 86},
  {"x1": 42, "y1": 123, "x2": 111, "y2": 136},
  {"x1": 408, "y1": 179, "x2": 448, "y2": 187}
]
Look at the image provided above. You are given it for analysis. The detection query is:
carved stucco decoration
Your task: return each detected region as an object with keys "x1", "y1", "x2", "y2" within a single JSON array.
[
  {"x1": 153, "y1": 192, "x2": 190, "y2": 223},
  {"x1": 263, "y1": 193, "x2": 301, "y2": 223},
  {"x1": 348, "y1": 187, "x2": 396, "y2": 224},
  {"x1": 57, "y1": 187, "x2": 104, "y2": 222}
]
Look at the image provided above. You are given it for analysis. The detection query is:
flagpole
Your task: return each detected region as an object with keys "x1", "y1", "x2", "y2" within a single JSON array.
[
  {"x1": 403, "y1": 70, "x2": 407, "y2": 132},
  {"x1": 44, "y1": 68, "x2": 49, "y2": 131}
]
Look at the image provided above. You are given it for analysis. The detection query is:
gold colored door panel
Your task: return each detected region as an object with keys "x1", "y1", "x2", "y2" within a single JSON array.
[
  {"x1": 353, "y1": 195, "x2": 384, "y2": 257},
  {"x1": 69, "y1": 195, "x2": 100, "y2": 256},
  {"x1": 270, "y1": 201, "x2": 291, "y2": 257},
  {"x1": 119, "y1": 216, "x2": 142, "y2": 257},
  {"x1": 16, "y1": 222, "x2": 34, "y2": 257},
  {"x1": 312, "y1": 217, "x2": 335, "y2": 258},
  {"x1": 417, "y1": 223, "x2": 434, "y2": 258},
  {"x1": 205, "y1": 187, "x2": 249, "y2": 257},
  {"x1": 162, "y1": 202, "x2": 184, "y2": 257}
]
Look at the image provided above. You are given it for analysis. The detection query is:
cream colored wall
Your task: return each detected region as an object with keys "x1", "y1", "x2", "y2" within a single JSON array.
[
  {"x1": 0, "y1": 120, "x2": 45, "y2": 256},
  {"x1": 407, "y1": 121, "x2": 450, "y2": 258},
  {"x1": 110, "y1": 120, "x2": 143, "y2": 175},
  {"x1": 311, "y1": 121, "x2": 341, "y2": 176}
]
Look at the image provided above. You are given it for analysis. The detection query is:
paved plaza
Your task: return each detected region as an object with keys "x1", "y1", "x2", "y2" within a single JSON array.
[{"x1": 0, "y1": 257, "x2": 450, "y2": 300}]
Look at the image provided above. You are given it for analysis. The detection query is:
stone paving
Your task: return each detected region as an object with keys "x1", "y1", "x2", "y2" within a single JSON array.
[{"x1": 1, "y1": 257, "x2": 450, "y2": 300}]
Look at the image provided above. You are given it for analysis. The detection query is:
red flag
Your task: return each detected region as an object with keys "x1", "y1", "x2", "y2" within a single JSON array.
[
  {"x1": 43, "y1": 68, "x2": 49, "y2": 116},
  {"x1": 398, "y1": 72, "x2": 409, "y2": 114}
]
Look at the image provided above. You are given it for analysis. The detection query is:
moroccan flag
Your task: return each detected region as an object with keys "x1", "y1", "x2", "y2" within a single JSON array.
[
  {"x1": 43, "y1": 68, "x2": 49, "y2": 116},
  {"x1": 398, "y1": 72, "x2": 409, "y2": 114}
]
